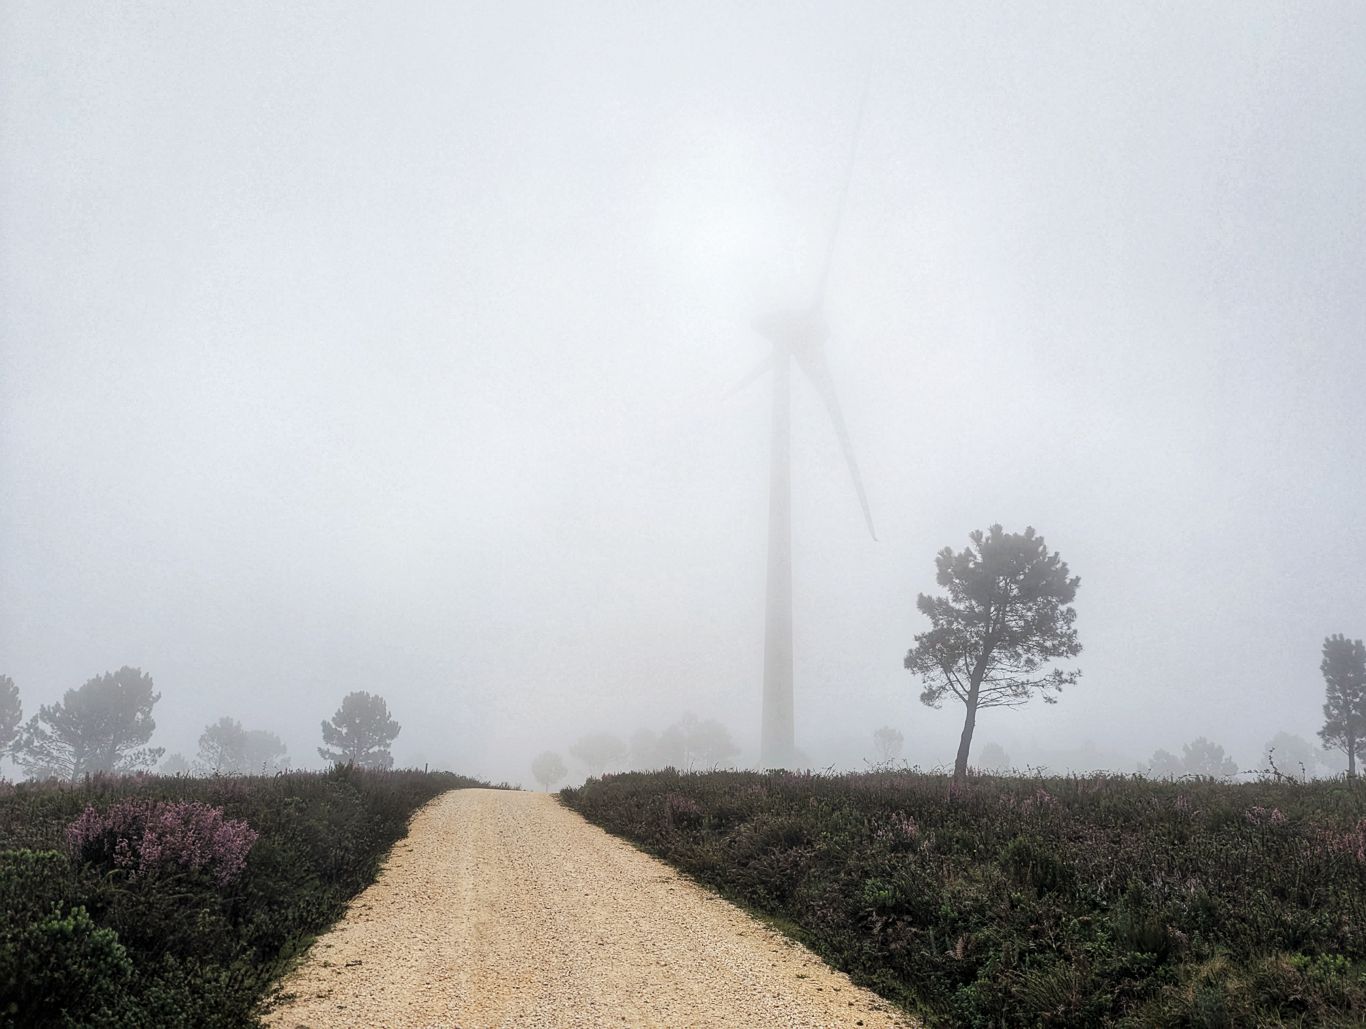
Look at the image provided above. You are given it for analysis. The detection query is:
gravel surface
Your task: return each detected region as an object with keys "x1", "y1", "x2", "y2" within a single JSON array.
[{"x1": 266, "y1": 788, "x2": 914, "y2": 1028}]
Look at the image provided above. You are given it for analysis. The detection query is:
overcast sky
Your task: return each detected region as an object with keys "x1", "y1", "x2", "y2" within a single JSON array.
[{"x1": 3, "y1": 1, "x2": 1364, "y2": 782}]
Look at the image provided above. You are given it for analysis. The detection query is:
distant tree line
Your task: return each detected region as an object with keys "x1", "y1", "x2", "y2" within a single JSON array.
[
  {"x1": 628, "y1": 713, "x2": 740, "y2": 771},
  {"x1": 195, "y1": 717, "x2": 290, "y2": 775},
  {"x1": 0, "y1": 671, "x2": 404, "y2": 780},
  {"x1": 1144, "y1": 737, "x2": 1239, "y2": 779},
  {"x1": 529, "y1": 712, "x2": 742, "y2": 790},
  {"x1": 3, "y1": 570, "x2": 1362, "y2": 789}
]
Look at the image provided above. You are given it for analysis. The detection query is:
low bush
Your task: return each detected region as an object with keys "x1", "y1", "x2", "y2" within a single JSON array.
[
  {"x1": 0, "y1": 765, "x2": 490, "y2": 1027},
  {"x1": 67, "y1": 798, "x2": 259, "y2": 886},
  {"x1": 562, "y1": 769, "x2": 1366, "y2": 1027}
]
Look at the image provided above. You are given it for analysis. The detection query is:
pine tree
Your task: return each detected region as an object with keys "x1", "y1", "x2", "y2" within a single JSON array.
[
  {"x1": 318, "y1": 691, "x2": 400, "y2": 769},
  {"x1": 1319, "y1": 634, "x2": 1366, "y2": 779}
]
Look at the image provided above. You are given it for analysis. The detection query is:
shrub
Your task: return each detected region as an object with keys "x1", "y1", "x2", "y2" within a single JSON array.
[
  {"x1": 0, "y1": 766, "x2": 493, "y2": 1027},
  {"x1": 0, "y1": 850, "x2": 136, "y2": 1027},
  {"x1": 563, "y1": 768, "x2": 1366, "y2": 1027},
  {"x1": 67, "y1": 799, "x2": 258, "y2": 885}
]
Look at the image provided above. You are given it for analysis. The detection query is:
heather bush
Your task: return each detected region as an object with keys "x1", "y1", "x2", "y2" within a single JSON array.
[
  {"x1": 67, "y1": 799, "x2": 258, "y2": 885},
  {"x1": 563, "y1": 769, "x2": 1366, "y2": 1027},
  {"x1": 0, "y1": 766, "x2": 492, "y2": 1027}
]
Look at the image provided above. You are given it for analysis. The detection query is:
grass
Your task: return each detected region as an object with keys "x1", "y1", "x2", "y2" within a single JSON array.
[{"x1": 562, "y1": 767, "x2": 1366, "y2": 1027}]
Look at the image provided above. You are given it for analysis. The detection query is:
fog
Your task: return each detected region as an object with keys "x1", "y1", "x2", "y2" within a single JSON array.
[{"x1": 3, "y1": 2, "x2": 1364, "y2": 783}]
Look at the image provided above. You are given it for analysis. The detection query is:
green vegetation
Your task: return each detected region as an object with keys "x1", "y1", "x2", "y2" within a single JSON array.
[
  {"x1": 563, "y1": 769, "x2": 1366, "y2": 1027},
  {"x1": 0, "y1": 766, "x2": 488, "y2": 1027}
]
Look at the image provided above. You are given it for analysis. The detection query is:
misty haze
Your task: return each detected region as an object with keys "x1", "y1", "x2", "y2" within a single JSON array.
[{"x1": 3, "y1": 3, "x2": 1365, "y2": 1027}]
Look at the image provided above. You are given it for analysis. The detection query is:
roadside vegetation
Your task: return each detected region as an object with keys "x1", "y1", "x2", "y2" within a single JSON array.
[
  {"x1": 563, "y1": 768, "x2": 1366, "y2": 1027},
  {"x1": 0, "y1": 765, "x2": 489, "y2": 1027}
]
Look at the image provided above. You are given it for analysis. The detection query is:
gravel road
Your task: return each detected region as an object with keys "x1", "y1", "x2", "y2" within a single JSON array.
[{"x1": 265, "y1": 788, "x2": 914, "y2": 1028}]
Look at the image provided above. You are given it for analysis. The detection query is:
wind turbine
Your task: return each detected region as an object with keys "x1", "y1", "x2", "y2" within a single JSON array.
[{"x1": 740, "y1": 81, "x2": 877, "y2": 769}]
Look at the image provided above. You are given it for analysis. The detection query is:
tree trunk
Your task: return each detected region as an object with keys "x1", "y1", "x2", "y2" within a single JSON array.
[
  {"x1": 1350, "y1": 738, "x2": 1357, "y2": 780},
  {"x1": 953, "y1": 694, "x2": 979, "y2": 784},
  {"x1": 952, "y1": 646, "x2": 994, "y2": 786}
]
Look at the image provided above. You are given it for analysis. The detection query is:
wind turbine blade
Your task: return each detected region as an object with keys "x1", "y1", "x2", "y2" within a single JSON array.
[
  {"x1": 795, "y1": 347, "x2": 877, "y2": 541},
  {"x1": 813, "y1": 69, "x2": 872, "y2": 307},
  {"x1": 726, "y1": 352, "x2": 775, "y2": 397}
]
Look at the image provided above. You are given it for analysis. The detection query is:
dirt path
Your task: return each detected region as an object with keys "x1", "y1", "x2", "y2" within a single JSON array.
[{"x1": 266, "y1": 788, "x2": 914, "y2": 1028}]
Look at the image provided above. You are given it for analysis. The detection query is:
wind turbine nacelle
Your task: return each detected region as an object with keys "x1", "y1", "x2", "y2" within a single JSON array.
[{"x1": 752, "y1": 307, "x2": 829, "y2": 357}]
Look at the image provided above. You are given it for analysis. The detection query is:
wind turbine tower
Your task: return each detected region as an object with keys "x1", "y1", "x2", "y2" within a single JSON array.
[{"x1": 746, "y1": 82, "x2": 877, "y2": 768}]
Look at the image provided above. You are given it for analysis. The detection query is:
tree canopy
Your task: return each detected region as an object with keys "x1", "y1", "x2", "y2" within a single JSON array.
[
  {"x1": 1262, "y1": 731, "x2": 1329, "y2": 781},
  {"x1": 198, "y1": 716, "x2": 249, "y2": 774},
  {"x1": 672, "y1": 714, "x2": 740, "y2": 769},
  {"x1": 531, "y1": 750, "x2": 567, "y2": 791},
  {"x1": 318, "y1": 691, "x2": 400, "y2": 769},
  {"x1": 975, "y1": 741, "x2": 1011, "y2": 772},
  {"x1": 243, "y1": 728, "x2": 288, "y2": 773},
  {"x1": 1319, "y1": 634, "x2": 1366, "y2": 779},
  {"x1": 568, "y1": 732, "x2": 627, "y2": 775},
  {"x1": 872, "y1": 725, "x2": 904, "y2": 764},
  {"x1": 160, "y1": 752, "x2": 192, "y2": 775},
  {"x1": 1181, "y1": 737, "x2": 1238, "y2": 778},
  {"x1": 0, "y1": 675, "x2": 20, "y2": 758},
  {"x1": 904, "y1": 525, "x2": 1081, "y2": 782},
  {"x1": 194, "y1": 718, "x2": 290, "y2": 775},
  {"x1": 1146, "y1": 737, "x2": 1237, "y2": 779},
  {"x1": 624, "y1": 715, "x2": 740, "y2": 770},
  {"x1": 1146, "y1": 749, "x2": 1184, "y2": 778},
  {"x1": 15, "y1": 667, "x2": 163, "y2": 780}
]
